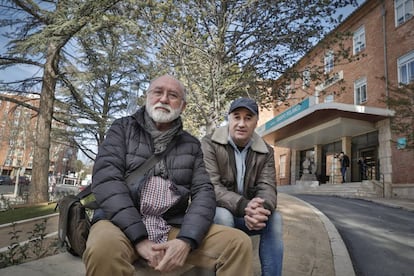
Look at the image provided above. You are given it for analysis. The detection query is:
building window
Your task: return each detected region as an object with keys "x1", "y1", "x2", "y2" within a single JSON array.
[
  {"x1": 279, "y1": 155, "x2": 286, "y2": 178},
  {"x1": 324, "y1": 51, "x2": 334, "y2": 74},
  {"x1": 353, "y1": 26, "x2": 366, "y2": 54},
  {"x1": 354, "y1": 77, "x2": 367, "y2": 104},
  {"x1": 302, "y1": 68, "x2": 311, "y2": 88},
  {"x1": 397, "y1": 50, "x2": 414, "y2": 84},
  {"x1": 324, "y1": 94, "x2": 334, "y2": 103},
  {"x1": 395, "y1": 0, "x2": 414, "y2": 26}
]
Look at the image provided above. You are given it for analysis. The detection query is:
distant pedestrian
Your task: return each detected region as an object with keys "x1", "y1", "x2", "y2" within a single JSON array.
[{"x1": 339, "y1": 152, "x2": 350, "y2": 183}]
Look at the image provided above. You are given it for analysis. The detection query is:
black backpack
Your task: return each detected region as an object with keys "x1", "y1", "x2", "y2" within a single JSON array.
[{"x1": 57, "y1": 186, "x2": 97, "y2": 257}]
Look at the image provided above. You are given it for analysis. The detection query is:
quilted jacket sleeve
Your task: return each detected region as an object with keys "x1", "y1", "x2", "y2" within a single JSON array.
[
  {"x1": 175, "y1": 138, "x2": 216, "y2": 248},
  {"x1": 91, "y1": 118, "x2": 148, "y2": 245}
]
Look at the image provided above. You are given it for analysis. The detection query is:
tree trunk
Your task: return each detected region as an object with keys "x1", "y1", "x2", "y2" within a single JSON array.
[{"x1": 29, "y1": 42, "x2": 59, "y2": 204}]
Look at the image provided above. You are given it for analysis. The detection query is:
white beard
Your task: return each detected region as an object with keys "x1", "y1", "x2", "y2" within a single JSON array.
[{"x1": 146, "y1": 102, "x2": 182, "y2": 123}]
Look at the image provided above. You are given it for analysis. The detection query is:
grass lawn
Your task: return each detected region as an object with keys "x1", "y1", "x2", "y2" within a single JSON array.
[{"x1": 0, "y1": 202, "x2": 57, "y2": 225}]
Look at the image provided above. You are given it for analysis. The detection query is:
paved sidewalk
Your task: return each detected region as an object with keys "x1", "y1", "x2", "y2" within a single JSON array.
[{"x1": 0, "y1": 193, "x2": 355, "y2": 276}]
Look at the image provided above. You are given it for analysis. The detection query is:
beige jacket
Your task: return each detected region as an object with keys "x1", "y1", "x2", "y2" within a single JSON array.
[{"x1": 201, "y1": 126, "x2": 277, "y2": 217}]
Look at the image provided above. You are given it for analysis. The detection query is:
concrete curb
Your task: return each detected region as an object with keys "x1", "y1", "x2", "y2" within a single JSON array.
[
  {"x1": 290, "y1": 195, "x2": 356, "y2": 276},
  {"x1": 358, "y1": 197, "x2": 414, "y2": 212}
]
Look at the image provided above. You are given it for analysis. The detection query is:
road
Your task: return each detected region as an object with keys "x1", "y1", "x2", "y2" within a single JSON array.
[{"x1": 296, "y1": 195, "x2": 414, "y2": 276}]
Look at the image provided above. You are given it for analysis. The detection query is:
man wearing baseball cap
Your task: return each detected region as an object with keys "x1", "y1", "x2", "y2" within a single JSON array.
[{"x1": 201, "y1": 97, "x2": 284, "y2": 276}]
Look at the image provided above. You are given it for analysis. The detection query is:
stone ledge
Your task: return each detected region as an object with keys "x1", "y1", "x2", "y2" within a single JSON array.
[{"x1": 0, "y1": 252, "x2": 215, "y2": 276}]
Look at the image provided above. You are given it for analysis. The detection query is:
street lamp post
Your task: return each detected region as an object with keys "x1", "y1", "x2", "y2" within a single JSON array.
[{"x1": 62, "y1": 157, "x2": 68, "y2": 184}]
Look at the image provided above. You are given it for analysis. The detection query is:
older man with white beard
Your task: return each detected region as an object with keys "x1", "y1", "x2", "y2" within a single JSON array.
[{"x1": 83, "y1": 75, "x2": 253, "y2": 276}]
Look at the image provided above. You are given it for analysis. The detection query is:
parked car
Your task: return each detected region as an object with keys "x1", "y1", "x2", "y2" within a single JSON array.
[
  {"x1": 12, "y1": 176, "x2": 31, "y2": 185},
  {"x1": 0, "y1": 175, "x2": 12, "y2": 185}
]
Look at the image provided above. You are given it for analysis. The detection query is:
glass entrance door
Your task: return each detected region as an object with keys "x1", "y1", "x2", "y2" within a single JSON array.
[{"x1": 359, "y1": 148, "x2": 378, "y2": 180}]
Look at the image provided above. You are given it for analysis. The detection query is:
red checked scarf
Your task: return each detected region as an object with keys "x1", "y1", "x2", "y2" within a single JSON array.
[{"x1": 140, "y1": 176, "x2": 180, "y2": 243}]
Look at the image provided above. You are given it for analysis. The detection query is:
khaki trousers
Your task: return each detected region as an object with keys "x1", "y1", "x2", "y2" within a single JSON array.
[{"x1": 83, "y1": 220, "x2": 253, "y2": 276}]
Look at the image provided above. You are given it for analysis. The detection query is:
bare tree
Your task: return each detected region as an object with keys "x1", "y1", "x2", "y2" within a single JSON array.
[{"x1": 144, "y1": 0, "x2": 358, "y2": 134}]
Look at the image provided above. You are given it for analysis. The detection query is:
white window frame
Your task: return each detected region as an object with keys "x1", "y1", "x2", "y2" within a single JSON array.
[
  {"x1": 279, "y1": 155, "x2": 286, "y2": 178},
  {"x1": 284, "y1": 84, "x2": 293, "y2": 100},
  {"x1": 354, "y1": 77, "x2": 367, "y2": 104},
  {"x1": 395, "y1": 0, "x2": 414, "y2": 26},
  {"x1": 324, "y1": 51, "x2": 334, "y2": 74},
  {"x1": 302, "y1": 68, "x2": 311, "y2": 89},
  {"x1": 353, "y1": 26, "x2": 366, "y2": 54},
  {"x1": 397, "y1": 50, "x2": 414, "y2": 84}
]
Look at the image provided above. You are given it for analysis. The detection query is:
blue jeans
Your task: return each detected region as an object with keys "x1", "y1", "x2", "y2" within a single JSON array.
[
  {"x1": 214, "y1": 207, "x2": 284, "y2": 276},
  {"x1": 341, "y1": 167, "x2": 347, "y2": 182}
]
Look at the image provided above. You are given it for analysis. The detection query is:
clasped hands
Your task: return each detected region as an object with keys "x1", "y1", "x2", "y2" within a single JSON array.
[
  {"x1": 135, "y1": 238, "x2": 191, "y2": 273},
  {"x1": 244, "y1": 197, "x2": 271, "y2": 231}
]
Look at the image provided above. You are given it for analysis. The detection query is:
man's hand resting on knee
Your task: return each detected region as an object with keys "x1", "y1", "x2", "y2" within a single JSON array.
[
  {"x1": 244, "y1": 197, "x2": 271, "y2": 231},
  {"x1": 136, "y1": 238, "x2": 191, "y2": 272},
  {"x1": 152, "y1": 239, "x2": 191, "y2": 272},
  {"x1": 135, "y1": 239, "x2": 166, "y2": 268}
]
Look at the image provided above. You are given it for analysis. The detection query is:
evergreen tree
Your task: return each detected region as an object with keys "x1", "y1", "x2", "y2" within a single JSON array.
[{"x1": 0, "y1": 0, "x2": 123, "y2": 203}]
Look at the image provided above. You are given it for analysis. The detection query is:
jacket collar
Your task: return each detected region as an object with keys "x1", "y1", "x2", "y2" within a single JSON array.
[
  {"x1": 211, "y1": 126, "x2": 269, "y2": 154},
  {"x1": 132, "y1": 106, "x2": 146, "y2": 126}
]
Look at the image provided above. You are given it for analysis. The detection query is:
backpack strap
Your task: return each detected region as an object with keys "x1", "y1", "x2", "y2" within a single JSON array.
[
  {"x1": 77, "y1": 184, "x2": 91, "y2": 199},
  {"x1": 125, "y1": 136, "x2": 178, "y2": 184},
  {"x1": 77, "y1": 185, "x2": 100, "y2": 209}
]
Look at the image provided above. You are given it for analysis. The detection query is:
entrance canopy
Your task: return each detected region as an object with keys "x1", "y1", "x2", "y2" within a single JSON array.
[{"x1": 256, "y1": 97, "x2": 394, "y2": 150}]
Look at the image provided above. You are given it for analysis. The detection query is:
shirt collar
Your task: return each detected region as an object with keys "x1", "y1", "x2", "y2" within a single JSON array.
[{"x1": 228, "y1": 135, "x2": 252, "y2": 153}]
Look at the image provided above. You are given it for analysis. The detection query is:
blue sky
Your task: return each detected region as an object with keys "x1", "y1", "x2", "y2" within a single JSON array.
[{"x1": 0, "y1": 31, "x2": 42, "y2": 82}]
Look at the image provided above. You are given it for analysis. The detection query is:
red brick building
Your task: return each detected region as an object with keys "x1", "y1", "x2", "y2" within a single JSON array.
[
  {"x1": 0, "y1": 94, "x2": 77, "y2": 180},
  {"x1": 257, "y1": 0, "x2": 414, "y2": 198}
]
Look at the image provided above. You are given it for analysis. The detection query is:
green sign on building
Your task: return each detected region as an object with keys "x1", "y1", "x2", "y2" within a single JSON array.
[{"x1": 265, "y1": 98, "x2": 310, "y2": 131}]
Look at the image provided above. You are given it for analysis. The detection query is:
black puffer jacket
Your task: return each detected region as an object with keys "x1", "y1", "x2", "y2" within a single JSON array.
[{"x1": 91, "y1": 107, "x2": 216, "y2": 248}]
